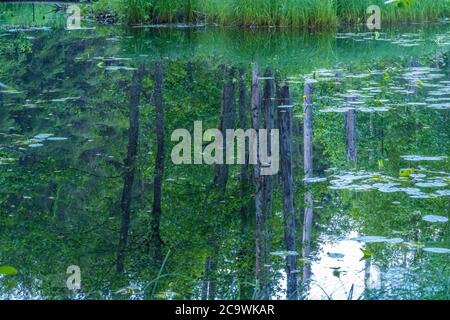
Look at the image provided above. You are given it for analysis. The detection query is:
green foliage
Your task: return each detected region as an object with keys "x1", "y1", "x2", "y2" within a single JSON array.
[
  {"x1": 91, "y1": 0, "x2": 450, "y2": 26},
  {"x1": 338, "y1": 0, "x2": 450, "y2": 25}
]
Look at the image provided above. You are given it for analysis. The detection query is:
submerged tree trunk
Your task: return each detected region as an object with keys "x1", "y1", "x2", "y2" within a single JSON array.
[
  {"x1": 150, "y1": 61, "x2": 165, "y2": 264},
  {"x1": 116, "y1": 64, "x2": 145, "y2": 273},
  {"x1": 278, "y1": 85, "x2": 297, "y2": 300},
  {"x1": 345, "y1": 95, "x2": 357, "y2": 163}
]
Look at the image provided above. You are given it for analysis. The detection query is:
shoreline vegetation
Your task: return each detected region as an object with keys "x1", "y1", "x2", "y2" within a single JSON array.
[{"x1": 88, "y1": 0, "x2": 450, "y2": 28}]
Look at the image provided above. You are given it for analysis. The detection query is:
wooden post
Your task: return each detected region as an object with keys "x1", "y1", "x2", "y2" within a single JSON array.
[
  {"x1": 278, "y1": 84, "x2": 297, "y2": 300},
  {"x1": 303, "y1": 80, "x2": 314, "y2": 178},
  {"x1": 116, "y1": 64, "x2": 145, "y2": 273}
]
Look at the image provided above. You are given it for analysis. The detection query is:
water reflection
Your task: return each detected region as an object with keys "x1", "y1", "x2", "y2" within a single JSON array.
[{"x1": 0, "y1": 3, "x2": 449, "y2": 300}]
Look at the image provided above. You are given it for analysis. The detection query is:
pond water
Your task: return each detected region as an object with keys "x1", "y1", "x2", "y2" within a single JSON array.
[{"x1": 0, "y1": 3, "x2": 449, "y2": 300}]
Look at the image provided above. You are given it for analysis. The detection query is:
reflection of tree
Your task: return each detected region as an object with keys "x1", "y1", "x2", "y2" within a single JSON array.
[
  {"x1": 0, "y1": 25, "x2": 449, "y2": 300},
  {"x1": 345, "y1": 95, "x2": 357, "y2": 163},
  {"x1": 278, "y1": 84, "x2": 297, "y2": 300},
  {"x1": 302, "y1": 80, "x2": 315, "y2": 288},
  {"x1": 302, "y1": 192, "x2": 314, "y2": 285},
  {"x1": 202, "y1": 66, "x2": 236, "y2": 300},
  {"x1": 150, "y1": 61, "x2": 165, "y2": 264},
  {"x1": 116, "y1": 64, "x2": 145, "y2": 273}
]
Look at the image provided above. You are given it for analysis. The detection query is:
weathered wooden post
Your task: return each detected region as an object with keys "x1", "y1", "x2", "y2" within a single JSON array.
[
  {"x1": 345, "y1": 94, "x2": 357, "y2": 163},
  {"x1": 278, "y1": 84, "x2": 297, "y2": 300}
]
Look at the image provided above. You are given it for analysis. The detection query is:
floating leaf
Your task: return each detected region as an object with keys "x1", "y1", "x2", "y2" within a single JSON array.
[
  {"x1": 328, "y1": 252, "x2": 345, "y2": 259},
  {"x1": 355, "y1": 236, "x2": 403, "y2": 244},
  {"x1": 436, "y1": 190, "x2": 450, "y2": 196},
  {"x1": 401, "y1": 155, "x2": 447, "y2": 161},
  {"x1": 34, "y1": 133, "x2": 53, "y2": 140},
  {"x1": 404, "y1": 241, "x2": 425, "y2": 249},
  {"x1": 360, "y1": 248, "x2": 372, "y2": 259},
  {"x1": 423, "y1": 247, "x2": 450, "y2": 254},
  {"x1": 0, "y1": 266, "x2": 18, "y2": 275},
  {"x1": 297, "y1": 258, "x2": 311, "y2": 266},
  {"x1": 28, "y1": 143, "x2": 44, "y2": 148},
  {"x1": 270, "y1": 250, "x2": 299, "y2": 257},
  {"x1": 416, "y1": 181, "x2": 448, "y2": 188},
  {"x1": 400, "y1": 168, "x2": 414, "y2": 177},
  {"x1": 422, "y1": 215, "x2": 448, "y2": 223},
  {"x1": 47, "y1": 137, "x2": 68, "y2": 141}
]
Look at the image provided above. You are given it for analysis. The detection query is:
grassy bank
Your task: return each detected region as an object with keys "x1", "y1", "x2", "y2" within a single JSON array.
[{"x1": 91, "y1": 0, "x2": 450, "y2": 27}]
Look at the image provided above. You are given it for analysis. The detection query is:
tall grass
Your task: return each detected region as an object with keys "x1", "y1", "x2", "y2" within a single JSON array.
[
  {"x1": 338, "y1": 0, "x2": 450, "y2": 25},
  {"x1": 93, "y1": 0, "x2": 450, "y2": 27}
]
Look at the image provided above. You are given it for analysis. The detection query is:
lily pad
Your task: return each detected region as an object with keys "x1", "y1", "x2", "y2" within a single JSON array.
[
  {"x1": 355, "y1": 236, "x2": 403, "y2": 244},
  {"x1": 415, "y1": 181, "x2": 448, "y2": 188},
  {"x1": 436, "y1": 190, "x2": 450, "y2": 196},
  {"x1": 47, "y1": 137, "x2": 68, "y2": 141},
  {"x1": 327, "y1": 252, "x2": 345, "y2": 259},
  {"x1": 29, "y1": 143, "x2": 44, "y2": 148},
  {"x1": 34, "y1": 133, "x2": 54, "y2": 140},
  {"x1": 402, "y1": 155, "x2": 447, "y2": 161},
  {"x1": 422, "y1": 215, "x2": 448, "y2": 223},
  {"x1": 304, "y1": 177, "x2": 327, "y2": 183},
  {"x1": 423, "y1": 247, "x2": 450, "y2": 254},
  {"x1": 270, "y1": 251, "x2": 299, "y2": 257},
  {"x1": 0, "y1": 265, "x2": 18, "y2": 275},
  {"x1": 360, "y1": 248, "x2": 373, "y2": 259}
]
